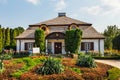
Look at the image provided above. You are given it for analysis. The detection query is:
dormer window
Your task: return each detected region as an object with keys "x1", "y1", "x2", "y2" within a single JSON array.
[
  {"x1": 69, "y1": 24, "x2": 78, "y2": 30},
  {"x1": 42, "y1": 27, "x2": 46, "y2": 31},
  {"x1": 40, "y1": 25, "x2": 47, "y2": 31}
]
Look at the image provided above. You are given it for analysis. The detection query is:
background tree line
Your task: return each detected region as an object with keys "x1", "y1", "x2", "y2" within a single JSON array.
[
  {"x1": 103, "y1": 25, "x2": 120, "y2": 51},
  {"x1": 0, "y1": 25, "x2": 24, "y2": 53}
]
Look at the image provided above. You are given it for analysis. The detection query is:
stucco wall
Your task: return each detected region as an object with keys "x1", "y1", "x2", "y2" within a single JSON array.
[
  {"x1": 16, "y1": 40, "x2": 35, "y2": 52},
  {"x1": 81, "y1": 39, "x2": 104, "y2": 54}
]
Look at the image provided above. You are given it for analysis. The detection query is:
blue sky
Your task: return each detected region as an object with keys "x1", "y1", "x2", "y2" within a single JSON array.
[{"x1": 0, "y1": 0, "x2": 120, "y2": 32}]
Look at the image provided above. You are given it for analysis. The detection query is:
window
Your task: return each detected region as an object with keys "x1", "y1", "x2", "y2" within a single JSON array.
[
  {"x1": 81, "y1": 42, "x2": 94, "y2": 51},
  {"x1": 25, "y1": 42, "x2": 35, "y2": 51},
  {"x1": 41, "y1": 25, "x2": 47, "y2": 31},
  {"x1": 69, "y1": 24, "x2": 78, "y2": 30}
]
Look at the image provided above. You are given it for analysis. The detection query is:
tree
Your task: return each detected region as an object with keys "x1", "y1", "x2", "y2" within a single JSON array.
[
  {"x1": 104, "y1": 25, "x2": 120, "y2": 50},
  {"x1": 112, "y1": 34, "x2": 120, "y2": 51},
  {"x1": 65, "y1": 29, "x2": 82, "y2": 53},
  {"x1": 2, "y1": 28, "x2": 5, "y2": 48},
  {"x1": 5, "y1": 27, "x2": 10, "y2": 47},
  {"x1": 35, "y1": 29, "x2": 45, "y2": 52},
  {"x1": 0, "y1": 27, "x2": 3, "y2": 53}
]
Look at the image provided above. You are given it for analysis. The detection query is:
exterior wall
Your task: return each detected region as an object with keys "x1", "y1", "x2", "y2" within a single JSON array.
[
  {"x1": 48, "y1": 26, "x2": 68, "y2": 33},
  {"x1": 16, "y1": 40, "x2": 35, "y2": 52},
  {"x1": 100, "y1": 39, "x2": 104, "y2": 55},
  {"x1": 80, "y1": 39, "x2": 104, "y2": 54},
  {"x1": 47, "y1": 39, "x2": 66, "y2": 54}
]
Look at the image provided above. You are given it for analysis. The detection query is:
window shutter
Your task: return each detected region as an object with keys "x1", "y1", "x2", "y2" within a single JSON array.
[
  {"x1": 90, "y1": 42, "x2": 94, "y2": 50},
  {"x1": 81, "y1": 42, "x2": 85, "y2": 50},
  {"x1": 25, "y1": 43, "x2": 28, "y2": 50}
]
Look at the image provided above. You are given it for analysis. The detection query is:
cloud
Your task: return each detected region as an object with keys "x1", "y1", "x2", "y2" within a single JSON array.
[
  {"x1": 55, "y1": 0, "x2": 67, "y2": 11},
  {"x1": 81, "y1": 5, "x2": 103, "y2": 16},
  {"x1": 26, "y1": 0, "x2": 40, "y2": 5},
  {"x1": 81, "y1": 0, "x2": 120, "y2": 16}
]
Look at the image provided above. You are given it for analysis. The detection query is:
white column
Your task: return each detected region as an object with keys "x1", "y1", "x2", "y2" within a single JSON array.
[
  {"x1": 45, "y1": 40, "x2": 48, "y2": 54},
  {"x1": 51, "y1": 42, "x2": 54, "y2": 54},
  {"x1": 16, "y1": 40, "x2": 20, "y2": 52}
]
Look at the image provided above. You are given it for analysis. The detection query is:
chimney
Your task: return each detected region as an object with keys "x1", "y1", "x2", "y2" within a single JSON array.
[{"x1": 58, "y1": 13, "x2": 66, "y2": 17}]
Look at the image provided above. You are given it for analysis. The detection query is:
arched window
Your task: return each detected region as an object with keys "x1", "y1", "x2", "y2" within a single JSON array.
[
  {"x1": 69, "y1": 24, "x2": 78, "y2": 30},
  {"x1": 40, "y1": 25, "x2": 47, "y2": 31}
]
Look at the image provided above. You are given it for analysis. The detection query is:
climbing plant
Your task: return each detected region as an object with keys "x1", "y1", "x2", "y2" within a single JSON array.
[
  {"x1": 65, "y1": 29, "x2": 82, "y2": 53},
  {"x1": 35, "y1": 29, "x2": 45, "y2": 52}
]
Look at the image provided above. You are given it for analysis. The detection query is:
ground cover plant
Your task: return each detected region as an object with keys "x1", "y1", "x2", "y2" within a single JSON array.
[{"x1": 0, "y1": 55, "x2": 115, "y2": 80}]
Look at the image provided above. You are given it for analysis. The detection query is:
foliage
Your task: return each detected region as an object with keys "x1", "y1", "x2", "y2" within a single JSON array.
[
  {"x1": 108, "y1": 67, "x2": 120, "y2": 80},
  {"x1": 12, "y1": 52, "x2": 30, "y2": 58},
  {"x1": 0, "y1": 26, "x2": 24, "y2": 51},
  {"x1": 104, "y1": 25, "x2": 120, "y2": 50},
  {"x1": 11, "y1": 57, "x2": 44, "y2": 78},
  {"x1": 5, "y1": 28, "x2": 10, "y2": 47},
  {"x1": 69, "y1": 67, "x2": 81, "y2": 74},
  {"x1": 0, "y1": 54, "x2": 12, "y2": 60},
  {"x1": 65, "y1": 29, "x2": 82, "y2": 53},
  {"x1": 35, "y1": 29, "x2": 45, "y2": 52},
  {"x1": 11, "y1": 70, "x2": 23, "y2": 79},
  {"x1": 0, "y1": 27, "x2": 2, "y2": 53},
  {"x1": 37, "y1": 57, "x2": 64, "y2": 75},
  {"x1": 113, "y1": 34, "x2": 120, "y2": 51},
  {"x1": 76, "y1": 54, "x2": 96, "y2": 68}
]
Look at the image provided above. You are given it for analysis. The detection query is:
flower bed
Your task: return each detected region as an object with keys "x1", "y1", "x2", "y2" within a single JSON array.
[{"x1": 0, "y1": 56, "x2": 114, "y2": 80}]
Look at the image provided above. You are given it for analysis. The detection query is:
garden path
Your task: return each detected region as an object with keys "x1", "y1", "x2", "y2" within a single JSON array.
[{"x1": 95, "y1": 59, "x2": 120, "y2": 69}]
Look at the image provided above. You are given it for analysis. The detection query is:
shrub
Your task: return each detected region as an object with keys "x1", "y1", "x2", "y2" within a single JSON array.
[
  {"x1": 76, "y1": 54, "x2": 96, "y2": 68},
  {"x1": 13, "y1": 52, "x2": 30, "y2": 58},
  {"x1": 37, "y1": 57, "x2": 64, "y2": 75},
  {"x1": 69, "y1": 67, "x2": 81, "y2": 74},
  {"x1": 0, "y1": 54, "x2": 12, "y2": 60},
  {"x1": 108, "y1": 67, "x2": 120, "y2": 80},
  {"x1": 11, "y1": 70, "x2": 23, "y2": 79}
]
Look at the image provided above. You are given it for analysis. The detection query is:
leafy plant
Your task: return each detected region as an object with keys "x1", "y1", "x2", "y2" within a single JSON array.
[
  {"x1": 108, "y1": 67, "x2": 120, "y2": 80},
  {"x1": 70, "y1": 67, "x2": 81, "y2": 74},
  {"x1": 37, "y1": 57, "x2": 64, "y2": 75},
  {"x1": 11, "y1": 70, "x2": 23, "y2": 78},
  {"x1": 76, "y1": 54, "x2": 96, "y2": 68}
]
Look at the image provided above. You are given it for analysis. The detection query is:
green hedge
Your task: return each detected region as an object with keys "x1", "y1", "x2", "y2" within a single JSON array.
[{"x1": 93, "y1": 56, "x2": 120, "y2": 60}]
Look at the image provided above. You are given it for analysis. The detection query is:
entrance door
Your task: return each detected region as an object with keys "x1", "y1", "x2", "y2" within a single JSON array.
[{"x1": 54, "y1": 42, "x2": 62, "y2": 54}]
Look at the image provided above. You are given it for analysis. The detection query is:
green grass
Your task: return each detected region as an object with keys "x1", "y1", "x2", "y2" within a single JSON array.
[
  {"x1": 108, "y1": 67, "x2": 120, "y2": 80},
  {"x1": 11, "y1": 57, "x2": 46, "y2": 78}
]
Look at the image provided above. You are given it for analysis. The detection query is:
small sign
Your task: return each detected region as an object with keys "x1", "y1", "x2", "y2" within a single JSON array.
[{"x1": 33, "y1": 47, "x2": 40, "y2": 54}]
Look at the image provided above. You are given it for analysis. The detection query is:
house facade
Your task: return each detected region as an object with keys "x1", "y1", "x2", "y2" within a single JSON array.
[{"x1": 16, "y1": 13, "x2": 105, "y2": 55}]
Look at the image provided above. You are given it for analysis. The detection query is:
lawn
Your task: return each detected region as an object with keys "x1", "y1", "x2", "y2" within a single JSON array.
[{"x1": 0, "y1": 54, "x2": 117, "y2": 80}]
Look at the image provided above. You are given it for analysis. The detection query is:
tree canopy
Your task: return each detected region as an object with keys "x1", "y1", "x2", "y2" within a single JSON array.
[
  {"x1": 0, "y1": 26, "x2": 24, "y2": 53},
  {"x1": 103, "y1": 25, "x2": 120, "y2": 50}
]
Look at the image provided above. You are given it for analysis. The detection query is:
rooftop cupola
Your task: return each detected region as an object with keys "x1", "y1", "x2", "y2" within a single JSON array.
[{"x1": 58, "y1": 12, "x2": 66, "y2": 17}]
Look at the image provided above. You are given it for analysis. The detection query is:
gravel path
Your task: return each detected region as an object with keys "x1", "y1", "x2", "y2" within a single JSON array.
[{"x1": 95, "y1": 59, "x2": 120, "y2": 69}]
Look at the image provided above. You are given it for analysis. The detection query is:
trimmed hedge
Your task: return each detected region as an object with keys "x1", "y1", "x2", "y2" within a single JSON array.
[{"x1": 93, "y1": 56, "x2": 120, "y2": 60}]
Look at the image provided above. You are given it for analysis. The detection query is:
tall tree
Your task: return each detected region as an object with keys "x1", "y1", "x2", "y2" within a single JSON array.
[
  {"x1": 5, "y1": 27, "x2": 10, "y2": 47},
  {"x1": 35, "y1": 29, "x2": 45, "y2": 52},
  {"x1": 0, "y1": 27, "x2": 3, "y2": 53},
  {"x1": 112, "y1": 34, "x2": 120, "y2": 51},
  {"x1": 104, "y1": 25, "x2": 120, "y2": 50},
  {"x1": 2, "y1": 28, "x2": 5, "y2": 48}
]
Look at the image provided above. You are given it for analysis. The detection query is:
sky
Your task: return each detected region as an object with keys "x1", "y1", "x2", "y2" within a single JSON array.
[{"x1": 0, "y1": 0, "x2": 120, "y2": 32}]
